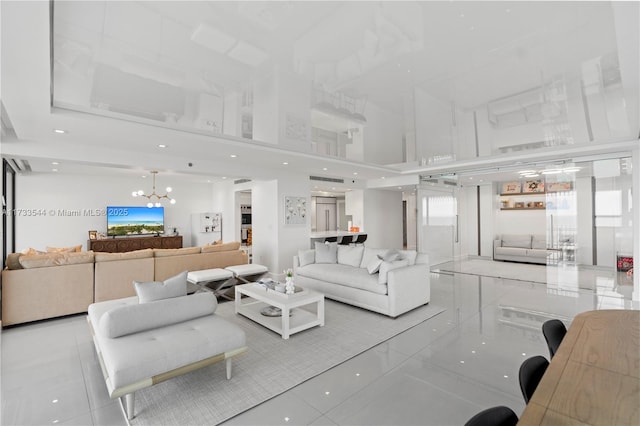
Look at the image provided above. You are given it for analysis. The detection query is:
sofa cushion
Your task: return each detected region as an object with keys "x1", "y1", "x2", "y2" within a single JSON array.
[
  {"x1": 315, "y1": 241, "x2": 338, "y2": 263},
  {"x1": 97, "y1": 292, "x2": 217, "y2": 338},
  {"x1": 337, "y1": 245, "x2": 364, "y2": 267},
  {"x1": 94, "y1": 249, "x2": 154, "y2": 262},
  {"x1": 367, "y1": 257, "x2": 383, "y2": 274},
  {"x1": 20, "y1": 247, "x2": 46, "y2": 255},
  {"x1": 5, "y1": 253, "x2": 23, "y2": 270},
  {"x1": 379, "y1": 249, "x2": 400, "y2": 262},
  {"x1": 298, "y1": 249, "x2": 315, "y2": 267},
  {"x1": 398, "y1": 250, "x2": 418, "y2": 265},
  {"x1": 201, "y1": 241, "x2": 241, "y2": 253},
  {"x1": 359, "y1": 247, "x2": 388, "y2": 269},
  {"x1": 296, "y1": 263, "x2": 387, "y2": 295},
  {"x1": 501, "y1": 234, "x2": 532, "y2": 249},
  {"x1": 378, "y1": 259, "x2": 409, "y2": 284},
  {"x1": 531, "y1": 235, "x2": 546, "y2": 250},
  {"x1": 495, "y1": 247, "x2": 528, "y2": 257},
  {"x1": 18, "y1": 253, "x2": 59, "y2": 269},
  {"x1": 154, "y1": 247, "x2": 201, "y2": 257},
  {"x1": 527, "y1": 249, "x2": 548, "y2": 259},
  {"x1": 134, "y1": 271, "x2": 188, "y2": 303},
  {"x1": 46, "y1": 245, "x2": 82, "y2": 253}
]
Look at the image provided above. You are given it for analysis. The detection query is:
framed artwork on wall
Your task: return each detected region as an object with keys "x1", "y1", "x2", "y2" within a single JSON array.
[
  {"x1": 88, "y1": 230, "x2": 97, "y2": 240},
  {"x1": 501, "y1": 182, "x2": 521, "y2": 194},
  {"x1": 523, "y1": 180, "x2": 545, "y2": 193},
  {"x1": 284, "y1": 196, "x2": 307, "y2": 225}
]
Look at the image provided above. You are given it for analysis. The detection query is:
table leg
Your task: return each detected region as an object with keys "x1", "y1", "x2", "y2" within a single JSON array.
[
  {"x1": 282, "y1": 307, "x2": 290, "y2": 339},
  {"x1": 318, "y1": 298, "x2": 325, "y2": 326}
]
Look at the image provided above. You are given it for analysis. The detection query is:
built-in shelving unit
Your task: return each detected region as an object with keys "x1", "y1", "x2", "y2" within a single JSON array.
[{"x1": 499, "y1": 192, "x2": 546, "y2": 210}]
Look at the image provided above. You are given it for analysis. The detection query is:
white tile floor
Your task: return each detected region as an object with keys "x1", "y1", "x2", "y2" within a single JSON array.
[{"x1": 1, "y1": 260, "x2": 637, "y2": 425}]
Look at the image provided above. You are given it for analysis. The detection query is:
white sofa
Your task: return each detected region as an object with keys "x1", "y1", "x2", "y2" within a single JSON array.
[
  {"x1": 493, "y1": 234, "x2": 547, "y2": 264},
  {"x1": 87, "y1": 292, "x2": 247, "y2": 420},
  {"x1": 293, "y1": 243, "x2": 430, "y2": 318}
]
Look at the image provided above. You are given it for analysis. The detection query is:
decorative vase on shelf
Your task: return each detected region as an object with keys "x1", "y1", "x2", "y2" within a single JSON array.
[{"x1": 285, "y1": 276, "x2": 295, "y2": 294}]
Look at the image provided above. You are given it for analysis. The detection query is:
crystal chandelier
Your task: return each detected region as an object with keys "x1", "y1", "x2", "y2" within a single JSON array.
[{"x1": 132, "y1": 171, "x2": 176, "y2": 207}]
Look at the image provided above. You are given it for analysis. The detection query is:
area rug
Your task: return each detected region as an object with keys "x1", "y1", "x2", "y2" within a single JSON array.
[{"x1": 129, "y1": 300, "x2": 445, "y2": 425}]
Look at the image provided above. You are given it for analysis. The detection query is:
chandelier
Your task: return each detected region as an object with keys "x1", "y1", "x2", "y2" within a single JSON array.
[{"x1": 132, "y1": 171, "x2": 176, "y2": 207}]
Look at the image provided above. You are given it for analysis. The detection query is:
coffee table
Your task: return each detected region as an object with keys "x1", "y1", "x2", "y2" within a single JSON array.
[{"x1": 234, "y1": 283, "x2": 324, "y2": 339}]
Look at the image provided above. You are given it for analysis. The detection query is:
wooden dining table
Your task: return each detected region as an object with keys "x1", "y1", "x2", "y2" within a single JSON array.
[{"x1": 518, "y1": 309, "x2": 640, "y2": 425}]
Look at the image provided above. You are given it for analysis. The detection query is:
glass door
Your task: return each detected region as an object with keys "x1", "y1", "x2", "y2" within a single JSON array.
[{"x1": 417, "y1": 183, "x2": 459, "y2": 267}]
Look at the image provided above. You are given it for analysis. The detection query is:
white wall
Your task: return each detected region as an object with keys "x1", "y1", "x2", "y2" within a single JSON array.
[
  {"x1": 277, "y1": 176, "x2": 311, "y2": 272},
  {"x1": 460, "y1": 186, "x2": 479, "y2": 257},
  {"x1": 251, "y1": 180, "x2": 278, "y2": 271},
  {"x1": 14, "y1": 173, "x2": 212, "y2": 251},
  {"x1": 345, "y1": 190, "x2": 364, "y2": 231},
  {"x1": 364, "y1": 189, "x2": 403, "y2": 249}
]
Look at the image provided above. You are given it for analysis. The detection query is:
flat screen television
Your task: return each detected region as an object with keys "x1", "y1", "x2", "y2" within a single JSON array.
[{"x1": 106, "y1": 206, "x2": 164, "y2": 236}]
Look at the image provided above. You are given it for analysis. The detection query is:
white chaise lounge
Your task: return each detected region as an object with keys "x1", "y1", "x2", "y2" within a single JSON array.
[{"x1": 87, "y1": 292, "x2": 247, "y2": 420}]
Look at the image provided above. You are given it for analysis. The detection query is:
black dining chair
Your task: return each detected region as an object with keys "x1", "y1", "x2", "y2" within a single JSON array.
[
  {"x1": 519, "y1": 355, "x2": 549, "y2": 404},
  {"x1": 354, "y1": 234, "x2": 367, "y2": 244},
  {"x1": 338, "y1": 235, "x2": 353, "y2": 245},
  {"x1": 324, "y1": 236, "x2": 338, "y2": 243},
  {"x1": 542, "y1": 319, "x2": 567, "y2": 359},
  {"x1": 464, "y1": 406, "x2": 518, "y2": 426}
]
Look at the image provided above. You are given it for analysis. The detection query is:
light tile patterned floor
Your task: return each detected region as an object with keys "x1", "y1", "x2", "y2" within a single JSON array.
[{"x1": 1, "y1": 260, "x2": 637, "y2": 425}]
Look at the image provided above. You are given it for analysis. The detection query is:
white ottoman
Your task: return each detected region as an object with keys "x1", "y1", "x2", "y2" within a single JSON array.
[
  {"x1": 225, "y1": 264, "x2": 269, "y2": 283},
  {"x1": 187, "y1": 268, "x2": 234, "y2": 299}
]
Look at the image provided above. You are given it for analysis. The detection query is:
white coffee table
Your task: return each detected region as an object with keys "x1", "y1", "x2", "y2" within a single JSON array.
[{"x1": 234, "y1": 283, "x2": 324, "y2": 339}]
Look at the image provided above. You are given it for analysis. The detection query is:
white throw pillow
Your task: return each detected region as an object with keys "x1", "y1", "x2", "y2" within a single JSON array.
[
  {"x1": 398, "y1": 250, "x2": 417, "y2": 265},
  {"x1": 298, "y1": 249, "x2": 315, "y2": 267},
  {"x1": 338, "y1": 245, "x2": 364, "y2": 267},
  {"x1": 367, "y1": 257, "x2": 383, "y2": 274},
  {"x1": 360, "y1": 248, "x2": 388, "y2": 268},
  {"x1": 379, "y1": 249, "x2": 400, "y2": 262},
  {"x1": 378, "y1": 259, "x2": 409, "y2": 284},
  {"x1": 314, "y1": 241, "x2": 338, "y2": 263},
  {"x1": 134, "y1": 270, "x2": 188, "y2": 304}
]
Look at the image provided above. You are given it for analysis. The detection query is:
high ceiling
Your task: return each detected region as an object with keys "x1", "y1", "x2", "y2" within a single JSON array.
[{"x1": 1, "y1": 1, "x2": 635, "y2": 190}]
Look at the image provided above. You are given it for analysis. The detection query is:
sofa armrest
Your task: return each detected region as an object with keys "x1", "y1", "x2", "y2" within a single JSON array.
[{"x1": 387, "y1": 264, "x2": 430, "y2": 317}]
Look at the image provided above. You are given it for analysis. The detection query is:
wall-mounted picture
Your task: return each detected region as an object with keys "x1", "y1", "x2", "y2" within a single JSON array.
[
  {"x1": 200, "y1": 212, "x2": 221, "y2": 233},
  {"x1": 546, "y1": 181, "x2": 573, "y2": 192},
  {"x1": 88, "y1": 230, "x2": 97, "y2": 240},
  {"x1": 523, "y1": 180, "x2": 545, "y2": 193},
  {"x1": 515, "y1": 202, "x2": 525, "y2": 208},
  {"x1": 284, "y1": 196, "x2": 307, "y2": 225},
  {"x1": 501, "y1": 182, "x2": 521, "y2": 194}
]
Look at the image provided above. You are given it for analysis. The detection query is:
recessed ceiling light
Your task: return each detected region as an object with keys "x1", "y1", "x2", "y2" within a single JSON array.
[
  {"x1": 53, "y1": 129, "x2": 66, "y2": 134},
  {"x1": 51, "y1": 161, "x2": 59, "y2": 165},
  {"x1": 353, "y1": 172, "x2": 358, "y2": 175},
  {"x1": 563, "y1": 167, "x2": 581, "y2": 173},
  {"x1": 283, "y1": 162, "x2": 288, "y2": 165},
  {"x1": 230, "y1": 154, "x2": 237, "y2": 158},
  {"x1": 52, "y1": 168, "x2": 58, "y2": 172},
  {"x1": 207, "y1": 180, "x2": 211, "y2": 183},
  {"x1": 541, "y1": 169, "x2": 562, "y2": 175},
  {"x1": 158, "y1": 144, "x2": 167, "y2": 148},
  {"x1": 398, "y1": 186, "x2": 402, "y2": 190},
  {"x1": 381, "y1": 176, "x2": 386, "y2": 179},
  {"x1": 518, "y1": 170, "x2": 536, "y2": 175},
  {"x1": 323, "y1": 167, "x2": 328, "y2": 171},
  {"x1": 222, "y1": 177, "x2": 227, "y2": 180}
]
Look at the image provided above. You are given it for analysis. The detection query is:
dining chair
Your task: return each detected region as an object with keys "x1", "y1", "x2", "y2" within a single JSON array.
[
  {"x1": 339, "y1": 235, "x2": 353, "y2": 245},
  {"x1": 464, "y1": 406, "x2": 518, "y2": 426},
  {"x1": 354, "y1": 234, "x2": 367, "y2": 244},
  {"x1": 324, "y1": 236, "x2": 338, "y2": 243},
  {"x1": 542, "y1": 319, "x2": 567, "y2": 359},
  {"x1": 519, "y1": 355, "x2": 549, "y2": 403}
]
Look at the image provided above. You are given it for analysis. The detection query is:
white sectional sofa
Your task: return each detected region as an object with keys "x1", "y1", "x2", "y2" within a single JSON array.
[
  {"x1": 88, "y1": 291, "x2": 247, "y2": 420},
  {"x1": 493, "y1": 234, "x2": 548, "y2": 264},
  {"x1": 293, "y1": 243, "x2": 430, "y2": 317}
]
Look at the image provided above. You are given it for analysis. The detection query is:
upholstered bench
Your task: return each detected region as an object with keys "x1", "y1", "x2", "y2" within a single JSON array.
[
  {"x1": 225, "y1": 263, "x2": 269, "y2": 283},
  {"x1": 187, "y1": 268, "x2": 235, "y2": 298},
  {"x1": 87, "y1": 292, "x2": 247, "y2": 420}
]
